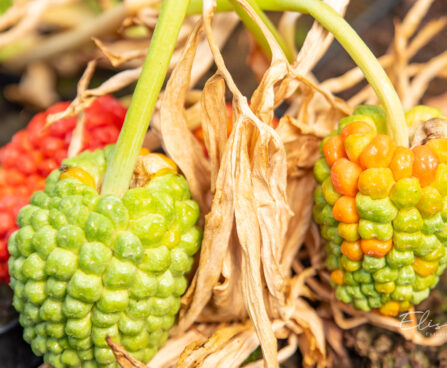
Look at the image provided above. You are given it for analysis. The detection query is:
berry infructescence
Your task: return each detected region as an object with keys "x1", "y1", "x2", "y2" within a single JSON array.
[
  {"x1": 9, "y1": 147, "x2": 202, "y2": 367},
  {"x1": 314, "y1": 105, "x2": 447, "y2": 316}
]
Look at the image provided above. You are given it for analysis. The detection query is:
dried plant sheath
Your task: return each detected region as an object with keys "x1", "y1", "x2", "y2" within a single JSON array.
[{"x1": 160, "y1": 23, "x2": 211, "y2": 214}]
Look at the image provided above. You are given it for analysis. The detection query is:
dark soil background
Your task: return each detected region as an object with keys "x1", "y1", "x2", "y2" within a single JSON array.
[{"x1": 1, "y1": 0, "x2": 447, "y2": 367}]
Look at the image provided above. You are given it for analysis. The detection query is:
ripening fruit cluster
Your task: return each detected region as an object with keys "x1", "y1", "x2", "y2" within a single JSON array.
[
  {"x1": 313, "y1": 105, "x2": 447, "y2": 316},
  {"x1": 9, "y1": 147, "x2": 202, "y2": 367},
  {"x1": 0, "y1": 96, "x2": 126, "y2": 283}
]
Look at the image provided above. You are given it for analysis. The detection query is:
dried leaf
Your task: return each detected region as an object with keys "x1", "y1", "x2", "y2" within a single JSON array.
[
  {"x1": 200, "y1": 75, "x2": 228, "y2": 193},
  {"x1": 176, "y1": 322, "x2": 252, "y2": 367},
  {"x1": 410, "y1": 118, "x2": 447, "y2": 147},
  {"x1": 67, "y1": 112, "x2": 85, "y2": 158},
  {"x1": 400, "y1": 0, "x2": 435, "y2": 39},
  {"x1": 149, "y1": 325, "x2": 216, "y2": 368},
  {"x1": 93, "y1": 37, "x2": 149, "y2": 67},
  {"x1": 45, "y1": 13, "x2": 238, "y2": 124},
  {"x1": 5, "y1": 3, "x2": 127, "y2": 70},
  {"x1": 106, "y1": 336, "x2": 146, "y2": 368},
  {"x1": 4, "y1": 61, "x2": 58, "y2": 108},
  {"x1": 404, "y1": 51, "x2": 447, "y2": 108},
  {"x1": 159, "y1": 21, "x2": 211, "y2": 212},
  {"x1": 0, "y1": 0, "x2": 50, "y2": 49},
  {"x1": 244, "y1": 334, "x2": 298, "y2": 368},
  {"x1": 47, "y1": 65, "x2": 142, "y2": 124}
]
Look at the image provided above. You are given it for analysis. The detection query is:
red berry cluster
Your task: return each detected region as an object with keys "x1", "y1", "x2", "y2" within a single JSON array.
[{"x1": 0, "y1": 95, "x2": 127, "y2": 283}]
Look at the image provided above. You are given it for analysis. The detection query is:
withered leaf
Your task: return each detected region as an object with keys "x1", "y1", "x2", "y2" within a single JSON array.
[{"x1": 106, "y1": 336, "x2": 146, "y2": 368}]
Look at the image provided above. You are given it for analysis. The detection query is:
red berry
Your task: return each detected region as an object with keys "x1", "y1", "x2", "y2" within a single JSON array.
[
  {"x1": 46, "y1": 101, "x2": 70, "y2": 115},
  {"x1": 0, "y1": 187, "x2": 13, "y2": 197},
  {"x1": 81, "y1": 130, "x2": 92, "y2": 150},
  {"x1": 0, "y1": 241, "x2": 9, "y2": 261},
  {"x1": 86, "y1": 95, "x2": 126, "y2": 128},
  {"x1": 0, "y1": 262, "x2": 9, "y2": 283},
  {"x1": 5, "y1": 169, "x2": 25, "y2": 186},
  {"x1": 38, "y1": 158, "x2": 59, "y2": 176},
  {"x1": 49, "y1": 117, "x2": 76, "y2": 138},
  {"x1": 13, "y1": 186, "x2": 30, "y2": 198},
  {"x1": 91, "y1": 126, "x2": 120, "y2": 145},
  {"x1": 31, "y1": 150, "x2": 43, "y2": 167},
  {"x1": 12, "y1": 130, "x2": 33, "y2": 152},
  {"x1": 27, "y1": 113, "x2": 47, "y2": 143},
  {"x1": 1, "y1": 145, "x2": 21, "y2": 168},
  {"x1": 0, "y1": 212, "x2": 14, "y2": 236},
  {"x1": 0, "y1": 169, "x2": 7, "y2": 186},
  {"x1": 0, "y1": 195, "x2": 19, "y2": 212},
  {"x1": 54, "y1": 148, "x2": 68, "y2": 165},
  {"x1": 17, "y1": 153, "x2": 36, "y2": 175},
  {"x1": 39, "y1": 136, "x2": 65, "y2": 158}
]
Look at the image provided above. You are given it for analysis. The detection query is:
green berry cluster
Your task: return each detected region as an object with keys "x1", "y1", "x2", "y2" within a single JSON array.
[{"x1": 9, "y1": 148, "x2": 202, "y2": 367}]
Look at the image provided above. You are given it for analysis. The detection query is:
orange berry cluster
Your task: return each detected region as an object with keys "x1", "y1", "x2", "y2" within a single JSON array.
[{"x1": 314, "y1": 105, "x2": 447, "y2": 316}]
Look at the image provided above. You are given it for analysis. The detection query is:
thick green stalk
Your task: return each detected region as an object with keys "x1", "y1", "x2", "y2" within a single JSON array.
[
  {"x1": 101, "y1": 0, "x2": 190, "y2": 196},
  {"x1": 188, "y1": 0, "x2": 408, "y2": 146}
]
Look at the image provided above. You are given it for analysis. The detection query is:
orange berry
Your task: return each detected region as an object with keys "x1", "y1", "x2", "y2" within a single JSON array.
[
  {"x1": 360, "y1": 238, "x2": 392, "y2": 258},
  {"x1": 389, "y1": 146, "x2": 414, "y2": 180},
  {"x1": 341, "y1": 240, "x2": 363, "y2": 261},
  {"x1": 359, "y1": 134, "x2": 396, "y2": 169},
  {"x1": 331, "y1": 269, "x2": 345, "y2": 285},
  {"x1": 358, "y1": 168, "x2": 394, "y2": 199},
  {"x1": 332, "y1": 196, "x2": 359, "y2": 223},
  {"x1": 341, "y1": 121, "x2": 375, "y2": 141},
  {"x1": 194, "y1": 126, "x2": 204, "y2": 143},
  {"x1": 427, "y1": 139, "x2": 447, "y2": 164},
  {"x1": 330, "y1": 158, "x2": 362, "y2": 197},
  {"x1": 323, "y1": 135, "x2": 346, "y2": 166},
  {"x1": 344, "y1": 134, "x2": 375, "y2": 164},
  {"x1": 60, "y1": 167, "x2": 96, "y2": 188},
  {"x1": 412, "y1": 257, "x2": 438, "y2": 277},
  {"x1": 412, "y1": 145, "x2": 439, "y2": 187},
  {"x1": 152, "y1": 167, "x2": 177, "y2": 178},
  {"x1": 379, "y1": 301, "x2": 400, "y2": 316},
  {"x1": 139, "y1": 147, "x2": 151, "y2": 156}
]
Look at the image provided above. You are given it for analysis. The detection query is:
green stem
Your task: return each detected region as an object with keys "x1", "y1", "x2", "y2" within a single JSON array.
[
  {"x1": 186, "y1": 0, "x2": 232, "y2": 14},
  {"x1": 188, "y1": 0, "x2": 408, "y2": 146},
  {"x1": 228, "y1": 0, "x2": 294, "y2": 63},
  {"x1": 101, "y1": 0, "x2": 190, "y2": 196}
]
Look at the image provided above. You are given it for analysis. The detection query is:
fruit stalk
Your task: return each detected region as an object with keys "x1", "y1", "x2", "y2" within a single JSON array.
[{"x1": 101, "y1": 0, "x2": 190, "y2": 197}]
